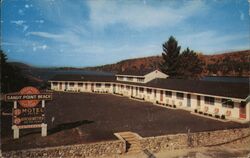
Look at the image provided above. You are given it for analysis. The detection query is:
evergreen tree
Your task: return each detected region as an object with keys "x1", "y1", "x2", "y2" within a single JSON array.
[
  {"x1": 0, "y1": 50, "x2": 29, "y2": 93},
  {"x1": 160, "y1": 36, "x2": 181, "y2": 77},
  {"x1": 178, "y1": 48, "x2": 204, "y2": 79}
]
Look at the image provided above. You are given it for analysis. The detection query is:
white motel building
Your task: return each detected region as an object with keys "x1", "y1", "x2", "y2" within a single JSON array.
[{"x1": 49, "y1": 69, "x2": 250, "y2": 123}]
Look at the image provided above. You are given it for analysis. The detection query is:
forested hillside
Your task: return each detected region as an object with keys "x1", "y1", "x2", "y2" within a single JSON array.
[{"x1": 85, "y1": 50, "x2": 250, "y2": 76}]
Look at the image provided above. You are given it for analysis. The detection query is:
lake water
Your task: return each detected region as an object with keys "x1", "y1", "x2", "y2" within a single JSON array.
[{"x1": 26, "y1": 69, "x2": 114, "y2": 81}]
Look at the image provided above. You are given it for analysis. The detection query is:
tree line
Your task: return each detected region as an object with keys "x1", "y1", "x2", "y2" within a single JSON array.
[
  {"x1": 0, "y1": 50, "x2": 29, "y2": 93},
  {"x1": 206, "y1": 56, "x2": 249, "y2": 76}
]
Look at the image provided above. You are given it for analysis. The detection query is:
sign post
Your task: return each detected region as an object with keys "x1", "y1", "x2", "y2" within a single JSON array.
[{"x1": 5, "y1": 86, "x2": 52, "y2": 139}]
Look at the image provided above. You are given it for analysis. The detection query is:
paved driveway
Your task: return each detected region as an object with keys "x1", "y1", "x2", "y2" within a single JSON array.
[{"x1": 1, "y1": 92, "x2": 247, "y2": 151}]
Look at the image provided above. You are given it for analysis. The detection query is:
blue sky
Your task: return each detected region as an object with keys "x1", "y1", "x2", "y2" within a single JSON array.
[{"x1": 1, "y1": 0, "x2": 249, "y2": 67}]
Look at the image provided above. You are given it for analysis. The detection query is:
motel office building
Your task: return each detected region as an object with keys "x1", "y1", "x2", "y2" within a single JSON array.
[{"x1": 49, "y1": 70, "x2": 250, "y2": 123}]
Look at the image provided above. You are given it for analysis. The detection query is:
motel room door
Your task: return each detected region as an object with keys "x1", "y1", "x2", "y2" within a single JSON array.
[
  {"x1": 131, "y1": 87, "x2": 133, "y2": 96},
  {"x1": 136, "y1": 87, "x2": 138, "y2": 96},
  {"x1": 197, "y1": 95, "x2": 201, "y2": 108},
  {"x1": 240, "y1": 101, "x2": 246, "y2": 119},
  {"x1": 91, "y1": 83, "x2": 94, "y2": 92},
  {"x1": 187, "y1": 94, "x2": 191, "y2": 107},
  {"x1": 113, "y1": 84, "x2": 116, "y2": 93},
  {"x1": 59, "y1": 82, "x2": 62, "y2": 90},
  {"x1": 160, "y1": 90, "x2": 163, "y2": 102},
  {"x1": 154, "y1": 90, "x2": 157, "y2": 99},
  {"x1": 65, "y1": 82, "x2": 68, "y2": 91}
]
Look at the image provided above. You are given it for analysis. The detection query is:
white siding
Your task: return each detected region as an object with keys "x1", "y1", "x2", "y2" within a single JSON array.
[
  {"x1": 49, "y1": 80, "x2": 249, "y2": 122},
  {"x1": 144, "y1": 70, "x2": 168, "y2": 83}
]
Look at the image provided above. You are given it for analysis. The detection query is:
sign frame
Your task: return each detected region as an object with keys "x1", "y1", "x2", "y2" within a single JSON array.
[{"x1": 4, "y1": 87, "x2": 52, "y2": 139}]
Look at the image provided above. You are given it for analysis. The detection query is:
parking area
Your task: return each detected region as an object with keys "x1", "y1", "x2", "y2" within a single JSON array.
[{"x1": 1, "y1": 92, "x2": 247, "y2": 151}]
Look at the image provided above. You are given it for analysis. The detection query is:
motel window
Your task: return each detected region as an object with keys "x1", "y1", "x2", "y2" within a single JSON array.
[
  {"x1": 78, "y1": 83, "x2": 83, "y2": 87},
  {"x1": 118, "y1": 76, "x2": 123, "y2": 80},
  {"x1": 127, "y1": 77, "x2": 133, "y2": 81},
  {"x1": 137, "y1": 78, "x2": 145, "y2": 82},
  {"x1": 126, "y1": 86, "x2": 130, "y2": 90},
  {"x1": 204, "y1": 96, "x2": 215, "y2": 105},
  {"x1": 176, "y1": 92, "x2": 184, "y2": 100},
  {"x1": 147, "y1": 88, "x2": 152, "y2": 94},
  {"x1": 139, "y1": 87, "x2": 144, "y2": 92},
  {"x1": 121, "y1": 85, "x2": 124, "y2": 89},
  {"x1": 222, "y1": 99, "x2": 234, "y2": 108},
  {"x1": 53, "y1": 82, "x2": 58, "y2": 86},
  {"x1": 165, "y1": 91, "x2": 172, "y2": 97},
  {"x1": 105, "y1": 84, "x2": 111, "y2": 88},
  {"x1": 96, "y1": 83, "x2": 102, "y2": 87},
  {"x1": 69, "y1": 82, "x2": 75, "y2": 86}
]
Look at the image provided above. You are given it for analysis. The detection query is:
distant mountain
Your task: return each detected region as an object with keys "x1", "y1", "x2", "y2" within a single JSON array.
[
  {"x1": 10, "y1": 62, "x2": 45, "y2": 83},
  {"x1": 84, "y1": 50, "x2": 250, "y2": 77},
  {"x1": 9, "y1": 62, "x2": 113, "y2": 81},
  {"x1": 84, "y1": 56, "x2": 163, "y2": 73},
  {"x1": 10, "y1": 62, "x2": 32, "y2": 69},
  {"x1": 10, "y1": 50, "x2": 250, "y2": 79}
]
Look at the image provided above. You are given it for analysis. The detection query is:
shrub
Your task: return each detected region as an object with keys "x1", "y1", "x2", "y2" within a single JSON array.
[
  {"x1": 199, "y1": 111, "x2": 203, "y2": 114},
  {"x1": 215, "y1": 115, "x2": 220, "y2": 118},
  {"x1": 204, "y1": 113, "x2": 208, "y2": 116},
  {"x1": 209, "y1": 114, "x2": 213, "y2": 117},
  {"x1": 194, "y1": 109, "x2": 198, "y2": 113},
  {"x1": 221, "y1": 115, "x2": 225, "y2": 119},
  {"x1": 173, "y1": 105, "x2": 176, "y2": 108}
]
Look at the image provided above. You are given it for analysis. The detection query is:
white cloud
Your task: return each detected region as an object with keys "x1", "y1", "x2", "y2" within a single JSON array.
[
  {"x1": 2, "y1": 42, "x2": 20, "y2": 46},
  {"x1": 11, "y1": 20, "x2": 29, "y2": 32},
  {"x1": 41, "y1": 44, "x2": 48, "y2": 50},
  {"x1": 18, "y1": 9, "x2": 24, "y2": 15},
  {"x1": 11, "y1": 20, "x2": 25, "y2": 25},
  {"x1": 4, "y1": 37, "x2": 50, "y2": 54},
  {"x1": 23, "y1": 25, "x2": 29, "y2": 31},
  {"x1": 25, "y1": 4, "x2": 30, "y2": 8},
  {"x1": 27, "y1": 32, "x2": 62, "y2": 39},
  {"x1": 239, "y1": 11, "x2": 244, "y2": 21},
  {"x1": 35, "y1": 20, "x2": 44, "y2": 23},
  {"x1": 87, "y1": 0, "x2": 207, "y2": 30},
  {"x1": 32, "y1": 44, "x2": 48, "y2": 52},
  {"x1": 33, "y1": 1, "x2": 87, "y2": 30},
  {"x1": 26, "y1": 31, "x2": 86, "y2": 48},
  {"x1": 32, "y1": 47, "x2": 37, "y2": 51},
  {"x1": 178, "y1": 30, "x2": 249, "y2": 53}
]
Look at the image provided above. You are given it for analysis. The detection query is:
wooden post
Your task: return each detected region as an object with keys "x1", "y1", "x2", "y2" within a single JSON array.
[
  {"x1": 12, "y1": 125, "x2": 19, "y2": 139},
  {"x1": 41, "y1": 123, "x2": 47, "y2": 136},
  {"x1": 42, "y1": 100, "x2": 45, "y2": 108},
  {"x1": 12, "y1": 101, "x2": 19, "y2": 139},
  {"x1": 41, "y1": 100, "x2": 47, "y2": 136},
  {"x1": 14, "y1": 101, "x2": 17, "y2": 109}
]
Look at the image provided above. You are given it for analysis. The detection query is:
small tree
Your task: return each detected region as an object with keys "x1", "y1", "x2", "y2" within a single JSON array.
[{"x1": 160, "y1": 36, "x2": 181, "y2": 77}]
